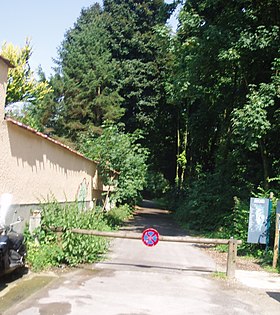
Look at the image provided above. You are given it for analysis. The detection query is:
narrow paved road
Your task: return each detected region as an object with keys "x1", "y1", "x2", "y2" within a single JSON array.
[{"x1": 3, "y1": 203, "x2": 280, "y2": 315}]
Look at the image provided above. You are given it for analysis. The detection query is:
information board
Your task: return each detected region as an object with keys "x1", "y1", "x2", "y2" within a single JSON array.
[{"x1": 247, "y1": 198, "x2": 270, "y2": 244}]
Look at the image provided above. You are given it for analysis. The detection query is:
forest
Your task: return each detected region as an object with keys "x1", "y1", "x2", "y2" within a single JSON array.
[{"x1": 2, "y1": 0, "x2": 280, "y2": 251}]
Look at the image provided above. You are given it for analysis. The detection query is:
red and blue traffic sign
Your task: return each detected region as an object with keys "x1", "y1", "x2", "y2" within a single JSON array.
[{"x1": 142, "y1": 228, "x2": 160, "y2": 247}]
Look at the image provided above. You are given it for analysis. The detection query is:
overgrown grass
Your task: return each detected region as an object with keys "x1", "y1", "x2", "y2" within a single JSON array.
[
  {"x1": 105, "y1": 204, "x2": 133, "y2": 227},
  {"x1": 24, "y1": 201, "x2": 133, "y2": 272}
]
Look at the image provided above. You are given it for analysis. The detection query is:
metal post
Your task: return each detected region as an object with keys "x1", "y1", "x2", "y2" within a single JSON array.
[
  {"x1": 266, "y1": 195, "x2": 273, "y2": 252},
  {"x1": 273, "y1": 213, "x2": 280, "y2": 268}
]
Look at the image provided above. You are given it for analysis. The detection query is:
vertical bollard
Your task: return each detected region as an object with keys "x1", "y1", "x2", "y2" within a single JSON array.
[{"x1": 226, "y1": 237, "x2": 237, "y2": 279}]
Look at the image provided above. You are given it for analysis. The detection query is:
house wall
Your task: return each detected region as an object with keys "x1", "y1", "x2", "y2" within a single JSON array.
[
  {"x1": 0, "y1": 56, "x2": 106, "y2": 232},
  {"x1": 1, "y1": 120, "x2": 98, "y2": 205}
]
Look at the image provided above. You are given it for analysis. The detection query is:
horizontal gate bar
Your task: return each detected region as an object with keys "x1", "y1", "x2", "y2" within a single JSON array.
[
  {"x1": 48, "y1": 226, "x2": 241, "y2": 278},
  {"x1": 67, "y1": 228, "x2": 242, "y2": 245}
]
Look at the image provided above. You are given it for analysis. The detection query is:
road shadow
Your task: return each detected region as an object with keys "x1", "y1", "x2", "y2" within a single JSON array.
[
  {"x1": 122, "y1": 201, "x2": 187, "y2": 237},
  {"x1": 96, "y1": 262, "x2": 214, "y2": 273},
  {"x1": 139, "y1": 199, "x2": 167, "y2": 209},
  {"x1": 267, "y1": 292, "x2": 280, "y2": 303}
]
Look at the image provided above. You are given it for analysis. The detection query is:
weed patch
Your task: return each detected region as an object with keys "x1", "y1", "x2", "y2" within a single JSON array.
[{"x1": 25, "y1": 201, "x2": 133, "y2": 271}]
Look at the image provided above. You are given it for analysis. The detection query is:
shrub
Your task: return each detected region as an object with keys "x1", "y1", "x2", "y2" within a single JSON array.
[{"x1": 25, "y1": 200, "x2": 132, "y2": 270}]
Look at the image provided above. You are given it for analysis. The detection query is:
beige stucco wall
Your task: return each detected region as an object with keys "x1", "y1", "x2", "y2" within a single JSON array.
[{"x1": 0, "y1": 120, "x2": 99, "y2": 204}]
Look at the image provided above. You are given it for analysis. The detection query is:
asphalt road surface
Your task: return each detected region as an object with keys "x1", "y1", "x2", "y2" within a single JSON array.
[{"x1": 3, "y1": 202, "x2": 280, "y2": 315}]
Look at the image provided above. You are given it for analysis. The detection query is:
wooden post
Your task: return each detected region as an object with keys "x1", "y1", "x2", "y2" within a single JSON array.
[
  {"x1": 272, "y1": 213, "x2": 280, "y2": 268},
  {"x1": 226, "y1": 238, "x2": 238, "y2": 279}
]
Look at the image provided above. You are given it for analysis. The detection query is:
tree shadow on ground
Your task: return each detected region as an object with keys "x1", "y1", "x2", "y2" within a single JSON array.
[
  {"x1": 96, "y1": 262, "x2": 214, "y2": 273},
  {"x1": 267, "y1": 292, "x2": 280, "y2": 303},
  {"x1": 123, "y1": 202, "x2": 187, "y2": 237}
]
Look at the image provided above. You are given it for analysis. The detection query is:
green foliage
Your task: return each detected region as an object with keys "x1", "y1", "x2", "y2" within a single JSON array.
[
  {"x1": 43, "y1": 4, "x2": 124, "y2": 141},
  {"x1": 102, "y1": 0, "x2": 178, "y2": 181},
  {"x1": 78, "y1": 123, "x2": 149, "y2": 205},
  {"x1": 169, "y1": 0, "x2": 280, "y2": 247},
  {"x1": 212, "y1": 271, "x2": 227, "y2": 280},
  {"x1": 41, "y1": 0, "x2": 178, "y2": 182},
  {"x1": 105, "y1": 204, "x2": 133, "y2": 227},
  {"x1": 232, "y1": 84, "x2": 274, "y2": 151},
  {"x1": 229, "y1": 197, "x2": 250, "y2": 243},
  {"x1": 144, "y1": 169, "x2": 170, "y2": 198},
  {"x1": 46, "y1": 205, "x2": 110, "y2": 266},
  {"x1": 174, "y1": 0, "x2": 279, "y2": 179},
  {"x1": 24, "y1": 241, "x2": 64, "y2": 272},
  {"x1": 174, "y1": 172, "x2": 237, "y2": 231},
  {"x1": 6, "y1": 0, "x2": 280, "y2": 267},
  {"x1": 25, "y1": 200, "x2": 132, "y2": 271},
  {"x1": 1, "y1": 40, "x2": 52, "y2": 131}
]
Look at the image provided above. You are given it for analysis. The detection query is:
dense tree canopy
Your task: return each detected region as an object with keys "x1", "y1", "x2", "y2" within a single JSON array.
[
  {"x1": 172, "y1": 0, "x2": 280, "y2": 229},
  {"x1": 8, "y1": 0, "x2": 279, "y2": 236},
  {"x1": 40, "y1": 0, "x2": 178, "y2": 180}
]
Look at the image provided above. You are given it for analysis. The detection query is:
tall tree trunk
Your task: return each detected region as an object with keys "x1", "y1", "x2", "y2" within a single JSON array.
[
  {"x1": 180, "y1": 126, "x2": 188, "y2": 189},
  {"x1": 259, "y1": 139, "x2": 269, "y2": 190},
  {"x1": 175, "y1": 114, "x2": 180, "y2": 187}
]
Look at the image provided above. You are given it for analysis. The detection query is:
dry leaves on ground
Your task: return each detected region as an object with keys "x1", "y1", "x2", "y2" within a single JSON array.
[{"x1": 198, "y1": 245, "x2": 264, "y2": 271}]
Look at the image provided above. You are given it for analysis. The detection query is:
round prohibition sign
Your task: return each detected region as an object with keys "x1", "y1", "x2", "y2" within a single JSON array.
[{"x1": 142, "y1": 228, "x2": 160, "y2": 247}]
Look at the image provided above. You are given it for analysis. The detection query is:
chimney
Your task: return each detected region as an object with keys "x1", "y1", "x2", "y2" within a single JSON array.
[{"x1": 0, "y1": 56, "x2": 14, "y2": 121}]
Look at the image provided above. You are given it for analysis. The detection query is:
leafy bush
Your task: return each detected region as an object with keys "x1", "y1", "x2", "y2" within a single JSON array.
[
  {"x1": 173, "y1": 178, "x2": 280, "y2": 268},
  {"x1": 105, "y1": 204, "x2": 133, "y2": 227},
  {"x1": 25, "y1": 242, "x2": 64, "y2": 272},
  {"x1": 143, "y1": 169, "x2": 170, "y2": 199},
  {"x1": 25, "y1": 201, "x2": 132, "y2": 270},
  {"x1": 174, "y1": 172, "x2": 237, "y2": 231},
  {"x1": 220, "y1": 197, "x2": 250, "y2": 241},
  {"x1": 78, "y1": 123, "x2": 149, "y2": 206}
]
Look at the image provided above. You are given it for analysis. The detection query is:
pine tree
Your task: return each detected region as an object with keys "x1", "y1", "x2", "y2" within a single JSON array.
[{"x1": 52, "y1": 4, "x2": 124, "y2": 141}]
